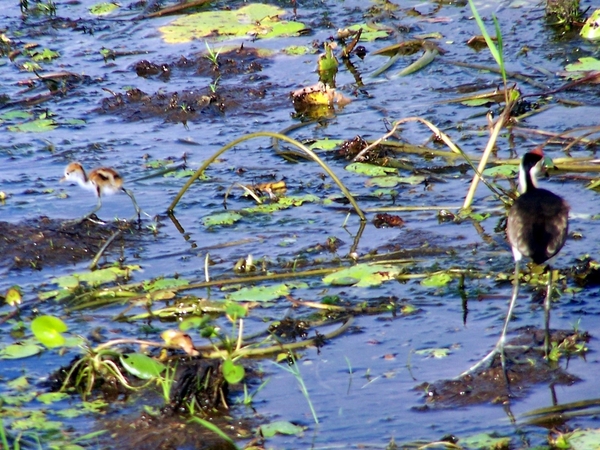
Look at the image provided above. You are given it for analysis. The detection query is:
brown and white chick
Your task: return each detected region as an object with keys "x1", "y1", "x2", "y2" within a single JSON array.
[{"x1": 61, "y1": 162, "x2": 142, "y2": 222}]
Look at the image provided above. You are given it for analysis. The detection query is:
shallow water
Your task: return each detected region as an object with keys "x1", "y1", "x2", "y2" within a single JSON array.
[{"x1": 1, "y1": 0, "x2": 600, "y2": 448}]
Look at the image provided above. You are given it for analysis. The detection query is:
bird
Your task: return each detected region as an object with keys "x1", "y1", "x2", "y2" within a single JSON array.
[
  {"x1": 462, "y1": 149, "x2": 569, "y2": 392},
  {"x1": 60, "y1": 162, "x2": 142, "y2": 223}
]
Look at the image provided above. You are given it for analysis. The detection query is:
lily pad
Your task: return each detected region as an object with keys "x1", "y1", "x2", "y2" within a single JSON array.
[
  {"x1": 8, "y1": 119, "x2": 57, "y2": 133},
  {"x1": 459, "y1": 432, "x2": 511, "y2": 449},
  {"x1": 346, "y1": 163, "x2": 398, "y2": 176},
  {"x1": 482, "y1": 164, "x2": 518, "y2": 177},
  {"x1": 159, "y1": 4, "x2": 306, "y2": 44},
  {"x1": 421, "y1": 273, "x2": 452, "y2": 287},
  {"x1": 259, "y1": 420, "x2": 305, "y2": 437},
  {"x1": 203, "y1": 211, "x2": 243, "y2": 227},
  {"x1": 323, "y1": 263, "x2": 404, "y2": 287},
  {"x1": 580, "y1": 9, "x2": 600, "y2": 41},
  {"x1": 227, "y1": 283, "x2": 306, "y2": 302},
  {"x1": 366, "y1": 175, "x2": 426, "y2": 187},
  {"x1": 0, "y1": 343, "x2": 43, "y2": 359},
  {"x1": 565, "y1": 57, "x2": 600, "y2": 72},
  {"x1": 309, "y1": 138, "x2": 344, "y2": 151},
  {"x1": 52, "y1": 265, "x2": 140, "y2": 289},
  {"x1": 222, "y1": 358, "x2": 245, "y2": 384},
  {"x1": 90, "y1": 2, "x2": 120, "y2": 15},
  {"x1": 31, "y1": 315, "x2": 68, "y2": 348},
  {"x1": 343, "y1": 24, "x2": 390, "y2": 42}
]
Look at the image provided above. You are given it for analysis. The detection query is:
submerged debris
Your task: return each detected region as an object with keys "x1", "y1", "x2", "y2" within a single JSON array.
[
  {"x1": 420, "y1": 328, "x2": 588, "y2": 407},
  {"x1": 0, "y1": 217, "x2": 140, "y2": 270}
]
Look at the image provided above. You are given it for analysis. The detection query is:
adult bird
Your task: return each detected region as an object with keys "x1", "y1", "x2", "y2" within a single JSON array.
[
  {"x1": 462, "y1": 149, "x2": 569, "y2": 391},
  {"x1": 61, "y1": 162, "x2": 142, "y2": 223}
]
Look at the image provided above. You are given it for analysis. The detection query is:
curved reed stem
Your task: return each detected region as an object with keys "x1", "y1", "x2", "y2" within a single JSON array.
[{"x1": 167, "y1": 131, "x2": 366, "y2": 221}]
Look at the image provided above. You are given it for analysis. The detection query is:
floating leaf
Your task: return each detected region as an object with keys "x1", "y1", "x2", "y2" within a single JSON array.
[
  {"x1": 309, "y1": 138, "x2": 344, "y2": 151},
  {"x1": 159, "y1": 4, "x2": 306, "y2": 44},
  {"x1": 144, "y1": 277, "x2": 190, "y2": 292},
  {"x1": 259, "y1": 420, "x2": 305, "y2": 437},
  {"x1": 343, "y1": 24, "x2": 389, "y2": 42},
  {"x1": 345, "y1": 163, "x2": 397, "y2": 176},
  {"x1": 415, "y1": 347, "x2": 450, "y2": 358},
  {"x1": 568, "y1": 428, "x2": 600, "y2": 449},
  {"x1": 366, "y1": 175, "x2": 425, "y2": 187},
  {"x1": 0, "y1": 111, "x2": 31, "y2": 121},
  {"x1": 52, "y1": 265, "x2": 140, "y2": 289},
  {"x1": 31, "y1": 315, "x2": 68, "y2": 348},
  {"x1": 580, "y1": 9, "x2": 600, "y2": 41},
  {"x1": 37, "y1": 392, "x2": 69, "y2": 405},
  {"x1": 421, "y1": 273, "x2": 452, "y2": 287},
  {"x1": 227, "y1": 283, "x2": 292, "y2": 302},
  {"x1": 482, "y1": 164, "x2": 518, "y2": 177},
  {"x1": 90, "y1": 2, "x2": 120, "y2": 15},
  {"x1": 323, "y1": 263, "x2": 403, "y2": 287},
  {"x1": 460, "y1": 432, "x2": 511, "y2": 449},
  {"x1": 0, "y1": 343, "x2": 42, "y2": 359},
  {"x1": 8, "y1": 119, "x2": 57, "y2": 133},
  {"x1": 120, "y1": 353, "x2": 166, "y2": 380},
  {"x1": 565, "y1": 57, "x2": 600, "y2": 72},
  {"x1": 203, "y1": 211, "x2": 243, "y2": 227},
  {"x1": 222, "y1": 358, "x2": 245, "y2": 384}
]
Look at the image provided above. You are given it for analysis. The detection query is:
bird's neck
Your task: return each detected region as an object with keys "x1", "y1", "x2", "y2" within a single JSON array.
[{"x1": 519, "y1": 164, "x2": 539, "y2": 194}]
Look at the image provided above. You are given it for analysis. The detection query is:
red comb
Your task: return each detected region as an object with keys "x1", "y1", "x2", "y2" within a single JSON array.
[{"x1": 530, "y1": 147, "x2": 544, "y2": 156}]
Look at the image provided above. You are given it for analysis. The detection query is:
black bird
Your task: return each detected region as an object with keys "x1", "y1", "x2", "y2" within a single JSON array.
[{"x1": 463, "y1": 150, "x2": 569, "y2": 391}]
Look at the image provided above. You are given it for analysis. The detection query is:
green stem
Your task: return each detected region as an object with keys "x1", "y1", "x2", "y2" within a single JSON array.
[{"x1": 167, "y1": 131, "x2": 366, "y2": 221}]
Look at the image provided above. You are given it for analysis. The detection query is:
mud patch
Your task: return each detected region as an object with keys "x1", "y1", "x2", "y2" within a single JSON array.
[
  {"x1": 419, "y1": 328, "x2": 588, "y2": 407},
  {"x1": 0, "y1": 217, "x2": 142, "y2": 271},
  {"x1": 98, "y1": 47, "x2": 286, "y2": 123}
]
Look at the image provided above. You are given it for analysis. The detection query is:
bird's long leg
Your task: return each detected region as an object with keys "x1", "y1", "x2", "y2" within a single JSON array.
[
  {"x1": 499, "y1": 259, "x2": 520, "y2": 395},
  {"x1": 460, "y1": 260, "x2": 521, "y2": 388},
  {"x1": 122, "y1": 188, "x2": 149, "y2": 222},
  {"x1": 544, "y1": 265, "x2": 553, "y2": 359},
  {"x1": 62, "y1": 197, "x2": 103, "y2": 227}
]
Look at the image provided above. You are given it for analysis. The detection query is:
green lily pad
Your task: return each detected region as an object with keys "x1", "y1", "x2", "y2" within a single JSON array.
[
  {"x1": 323, "y1": 263, "x2": 403, "y2": 287},
  {"x1": 259, "y1": 420, "x2": 305, "y2": 437},
  {"x1": 580, "y1": 9, "x2": 600, "y2": 40},
  {"x1": 203, "y1": 211, "x2": 243, "y2": 226},
  {"x1": 227, "y1": 283, "x2": 304, "y2": 302},
  {"x1": 8, "y1": 118, "x2": 57, "y2": 132},
  {"x1": 90, "y1": 2, "x2": 120, "y2": 15},
  {"x1": 0, "y1": 343, "x2": 42, "y2": 359},
  {"x1": 52, "y1": 265, "x2": 140, "y2": 289},
  {"x1": 565, "y1": 57, "x2": 600, "y2": 72},
  {"x1": 366, "y1": 175, "x2": 426, "y2": 187},
  {"x1": 460, "y1": 432, "x2": 511, "y2": 449},
  {"x1": 222, "y1": 358, "x2": 245, "y2": 384},
  {"x1": 159, "y1": 4, "x2": 306, "y2": 44},
  {"x1": 120, "y1": 353, "x2": 166, "y2": 380},
  {"x1": 568, "y1": 429, "x2": 600, "y2": 449},
  {"x1": 415, "y1": 347, "x2": 450, "y2": 358},
  {"x1": 344, "y1": 24, "x2": 390, "y2": 42},
  {"x1": 37, "y1": 392, "x2": 70, "y2": 405},
  {"x1": 482, "y1": 164, "x2": 518, "y2": 177},
  {"x1": 31, "y1": 315, "x2": 68, "y2": 348},
  {"x1": 0, "y1": 111, "x2": 32, "y2": 121},
  {"x1": 421, "y1": 273, "x2": 452, "y2": 287},
  {"x1": 345, "y1": 162, "x2": 398, "y2": 176},
  {"x1": 309, "y1": 138, "x2": 344, "y2": 151},
  {"x1": 144, "y1": 277, "x2": 190, "y2": 292}
]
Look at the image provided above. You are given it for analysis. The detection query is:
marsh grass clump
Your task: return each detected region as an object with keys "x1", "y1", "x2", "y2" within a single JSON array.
[{"x1": 546, "y1": 0, "x2": 582, "y2": 28}]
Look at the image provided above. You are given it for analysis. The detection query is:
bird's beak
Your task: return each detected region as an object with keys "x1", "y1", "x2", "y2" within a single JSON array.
[
  {"x1": 60, "y1": 176, "x2": 67, "y2": 183},
  {"x1": 541, "y1": 155, "x2": 555, "y2": 178}
]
